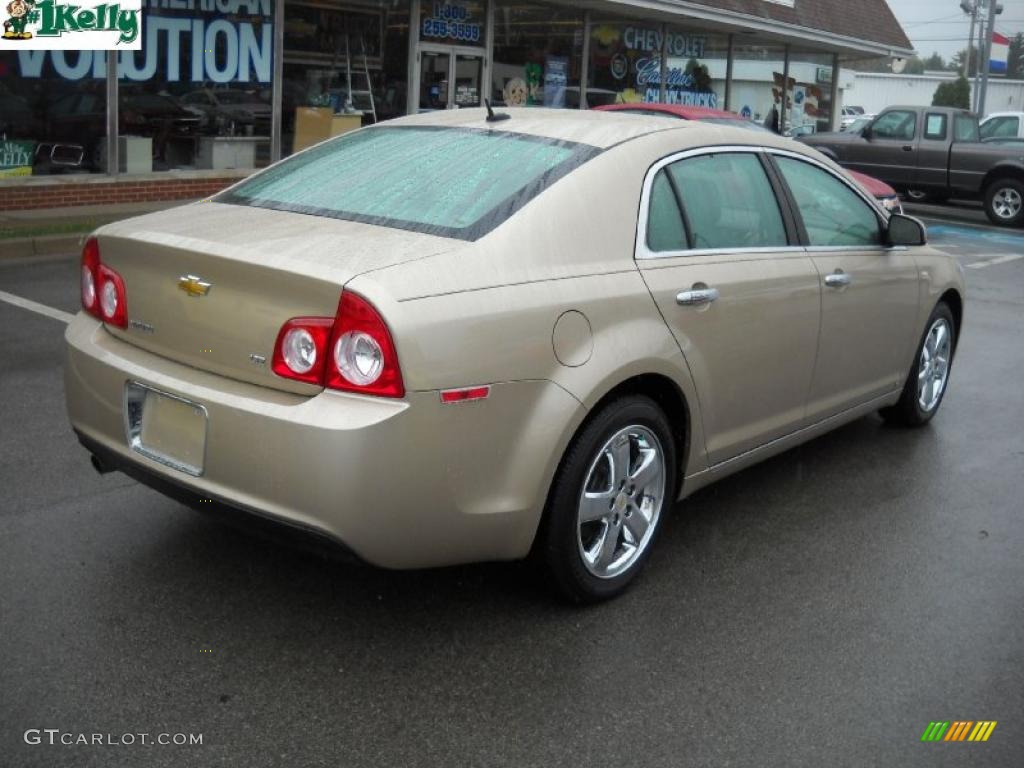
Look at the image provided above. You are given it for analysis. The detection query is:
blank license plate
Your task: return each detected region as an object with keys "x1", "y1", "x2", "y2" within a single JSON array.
[{"x1": 124, "y1": 382, "x2": 207, "y2": 476}]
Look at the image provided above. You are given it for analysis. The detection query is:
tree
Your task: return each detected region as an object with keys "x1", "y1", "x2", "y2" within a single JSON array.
[
  {"x1": 1008, "y1": 33, "x2": 1024, "y2": 79},
  {"x1": 949, "y1": 48, "x2": 978, "y2": 78},
  {"x1": 923, "y1": 52, "x2": 946, "y2": 70},
  {"x1": 905, "y1": 57, "x2": 926, "y2": 75},
  {"x1": 933, "y1": 75, "x2": 971, "y2": 109}
]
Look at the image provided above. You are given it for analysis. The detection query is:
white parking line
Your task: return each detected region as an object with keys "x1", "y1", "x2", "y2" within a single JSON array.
[
  {"x1": 965, "y1": 254, "x2": 1024, "y2": 269},
  {"x1": 0, "y1": 289, "x2": 74, "y2": 324}
]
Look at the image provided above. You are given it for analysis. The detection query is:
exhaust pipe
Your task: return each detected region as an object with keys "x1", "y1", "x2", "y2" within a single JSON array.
[{"x1": 90, "y1": 453, "x2": 115, "y2": 475}]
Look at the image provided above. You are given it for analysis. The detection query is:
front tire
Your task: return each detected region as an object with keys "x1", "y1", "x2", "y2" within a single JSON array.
[
  {"x1": 540, "y1": 396, "x2": 677, "y2": 603},
  {"x1": 984, "y1": 178, "x2": 1024, "y2": 226},
  {"x1": 880, "y1": 303, "x2": 956, "y2": 427}
]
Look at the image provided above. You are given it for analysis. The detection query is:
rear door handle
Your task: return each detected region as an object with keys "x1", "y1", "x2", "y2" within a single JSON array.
[
  {"x1": 902, "y1": 145, "x2": 914, "y2": 152},
  {"x1": 676, "y1": 287, "x2": 720, "y2": 306},
  {"x1": 824, "y1": 271, "x2": 852, "y2": 288}
]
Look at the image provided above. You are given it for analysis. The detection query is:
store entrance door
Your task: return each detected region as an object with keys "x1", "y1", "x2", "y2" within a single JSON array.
[{"x1": 417, "y1": 45, "x2": 485, "y2": 111}]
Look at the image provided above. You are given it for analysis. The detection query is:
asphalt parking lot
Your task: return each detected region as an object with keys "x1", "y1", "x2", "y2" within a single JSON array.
[{"x1": 1, "y1": 216, "x2": 1022, "y2": 767}]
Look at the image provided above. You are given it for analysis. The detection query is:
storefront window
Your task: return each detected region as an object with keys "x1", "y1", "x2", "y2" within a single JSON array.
[
  {"x1": 419, "y1": 0, "x2": 486, "y2": 46},
  {"x1": 118, "y1": 2, "x2": 275, "y2": 173},
  {"x1": 729, "y1": 42, "x2": 787, "y2": 131},
  {"x1": 492, "y1": 1, "x2": 584, "y2": 108},
  {"x1": 587, "y1": 20, "x2": 654, "y2": 107},
  {"x1": 587, "y1": 20, "x2": 726, "y2": 109},
  {"x1": 282, "y1": 3, "x2": 400, "y2": 156},
  {"x1": 662, "y1": 27, "x2": 728, "y2": 109},
  {"x1": 0, "y1": 53, "x2": 107, "y2": 176},
  {"x1": 787, "y1": 51, "x2": 834, "y2": 135}
]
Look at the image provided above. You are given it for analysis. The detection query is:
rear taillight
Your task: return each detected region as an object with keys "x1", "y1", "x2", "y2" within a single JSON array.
[
  {"x1": 271, "y1": 318, "x2": 333, "y2": 385},
  {"x1": 272, "y1": 291, "x2": 404, "y2": 398},
  {"x1": 80, "y1": 237, "x2": 128, "y2": 328}
]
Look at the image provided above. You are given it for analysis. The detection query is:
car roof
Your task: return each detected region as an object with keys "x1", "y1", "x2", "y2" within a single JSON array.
[
  {"x1": 982, "y1": 111, "x2": 1024, "y2": 119},
  {"x1": 388, "y1": 106, "x2": 708, "y2": 148},
  {"x1": 384, "y1": 106, "x2": 779, "y2": 149},
  {"x1": 594, "y1": 103, "x2": 739, "y2": 120}
]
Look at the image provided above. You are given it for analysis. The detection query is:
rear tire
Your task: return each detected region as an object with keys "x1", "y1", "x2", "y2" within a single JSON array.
[
  {"x1": 880, "y1": 302, "x2": 956, "y2": 427},
  {"x1": 540, "y1": 396, "x2": 677, "y2": 603},
  {"x1": 984, "y1": 178, "x2": 1024, "y2": 226}
]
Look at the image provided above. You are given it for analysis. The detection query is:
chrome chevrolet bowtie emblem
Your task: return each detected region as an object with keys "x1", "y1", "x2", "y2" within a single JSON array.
[{"x1": 177, "y1": 274, "x2": 212, "y2": 297}]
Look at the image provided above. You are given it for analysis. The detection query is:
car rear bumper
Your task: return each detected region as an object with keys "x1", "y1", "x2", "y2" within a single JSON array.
[{"x1": 64, "y1": 314, "x2": 585, "y2": 569}]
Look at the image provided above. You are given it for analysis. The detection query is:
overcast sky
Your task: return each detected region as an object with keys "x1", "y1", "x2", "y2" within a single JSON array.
[{"x1": 887, "y1": 0, "x2": 1024, "y2": 62}]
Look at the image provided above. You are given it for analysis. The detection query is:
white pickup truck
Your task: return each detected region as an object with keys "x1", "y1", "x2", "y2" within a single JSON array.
[{"x1": 980, "y1": 112, "x2": 1024, "y2": 141}]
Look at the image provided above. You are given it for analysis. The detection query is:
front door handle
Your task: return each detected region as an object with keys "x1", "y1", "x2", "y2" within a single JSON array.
[
  {"x1": 676, "y1": 287, "x2": 720, "y2": 306},
  {"x1": 824, "y1": 271, "x2": 852, "y2": 289},
  {"x1": 902, "y1": 145, "x2": 914, "y2": 152}
]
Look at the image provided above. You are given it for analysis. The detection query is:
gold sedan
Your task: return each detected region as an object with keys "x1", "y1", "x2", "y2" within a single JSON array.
[{"x1": 64, "y1": 108, "x2": 964, "y2": 602}]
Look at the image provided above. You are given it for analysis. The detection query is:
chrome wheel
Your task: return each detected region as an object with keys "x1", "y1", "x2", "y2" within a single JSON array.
[
  {"x1": 992, "y1": 187, "x2": 1023, "y2": 220},
  {"x1": 577, "y1": 425, "x2": 665, "y2": 579},
  {"x1": 918, "y1": 317, "x2": 952, "y2": 413}
]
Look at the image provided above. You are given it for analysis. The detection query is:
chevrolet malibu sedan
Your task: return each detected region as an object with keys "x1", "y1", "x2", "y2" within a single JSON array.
[{"x1": 65, "y1": 108, "x2": 964, "y2": 602}]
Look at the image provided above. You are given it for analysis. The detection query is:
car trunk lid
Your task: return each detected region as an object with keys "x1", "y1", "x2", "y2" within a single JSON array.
[{"x1": 96, "y1": 201, "x2": 454, "y2": 395}]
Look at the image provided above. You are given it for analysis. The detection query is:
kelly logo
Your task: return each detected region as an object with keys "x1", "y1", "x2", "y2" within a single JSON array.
[
  {"x1": 921, "y1": 721, "x2": 997, "y2": 742},
  {"x1": 1, "y1": 0, "x2": 141, "y2": 49}
]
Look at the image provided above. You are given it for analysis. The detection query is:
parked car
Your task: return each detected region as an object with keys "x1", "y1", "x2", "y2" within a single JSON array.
[
  {"x1": 841, "y1": 105, "x2": 866, "y2": 128},
  {"x1": 44, "y1": 85, "x2": 200, "y2": 171},
  {"x1": 595, "y1": 103, "x2": 903, "y2": 213},
  {"x1": 799, "y1": 105, "x2": 1024, "y2": 226},
  {"x1": 785, "y1": 123, "x2": 817, "y2": 138},
  {"x1": 842, "y1": 114, "x2": 875, "y2": 134},
  {"x1": 180, "y1": 88, "x2": 272, "y2": 136},
  {"x1": 66, "y1": 109, "x2": 963, "y2": 602}
]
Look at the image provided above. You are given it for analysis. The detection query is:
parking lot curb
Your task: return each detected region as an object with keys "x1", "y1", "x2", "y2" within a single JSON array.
[{"x1": 0, "y1": 234, "x2": 85, "y2": 261}]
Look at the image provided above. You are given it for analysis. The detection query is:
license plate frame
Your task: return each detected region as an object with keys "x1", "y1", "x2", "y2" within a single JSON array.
[{"x1": 124, "y1": 381, "x2": 208, "y2": 477}]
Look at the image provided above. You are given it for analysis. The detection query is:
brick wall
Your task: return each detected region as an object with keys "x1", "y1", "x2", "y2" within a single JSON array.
[{"x1": 0, "y1": 176, "x2": 244, "y2": 211}]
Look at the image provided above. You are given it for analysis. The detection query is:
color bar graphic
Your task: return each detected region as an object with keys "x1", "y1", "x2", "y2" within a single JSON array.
[
  {"x1": 921, "y1": 722, "x2": 949, "y2": 742},
  {"x1": 921, "y1": 721, "x2": 997, "y2": 742},
  {"x1": 968, "y1": 722, "x2": 998, "y2": 742}
]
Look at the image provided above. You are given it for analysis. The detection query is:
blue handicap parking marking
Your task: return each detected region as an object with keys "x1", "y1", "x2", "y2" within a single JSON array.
[{"x1": 926, "y1": 223, "x2": 1024, "y2": 248}]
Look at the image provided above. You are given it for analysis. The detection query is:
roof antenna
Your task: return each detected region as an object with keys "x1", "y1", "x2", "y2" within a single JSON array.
[{"x1": 485, "y1": 99, "x2": 511, "y2": 123}]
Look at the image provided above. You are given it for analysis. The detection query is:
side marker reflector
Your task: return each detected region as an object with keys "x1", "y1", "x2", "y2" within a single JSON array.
[{"x1": 440, "y1": 386, "x2": 491, "y2": 404}]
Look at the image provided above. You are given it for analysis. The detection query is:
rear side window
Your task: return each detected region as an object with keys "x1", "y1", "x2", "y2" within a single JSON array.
[
  {"x1": 924, "y1": 113, "x2": 948, "y2": 140},
  {"x1": 954, "y1": 115, "x2": 979, "y2": 142},
  {"x1": 665, "y1": 153, "x2": 788, "y2": 250},
  {"x1": 217, "y1": 126, "x2": 599, "y2": 240},
  {"x1": 646, "y1": 170, "x2": 688, "y2": 251},
  {"x1": 774, "y1": 157, "x2": 881, "y2": 247}
]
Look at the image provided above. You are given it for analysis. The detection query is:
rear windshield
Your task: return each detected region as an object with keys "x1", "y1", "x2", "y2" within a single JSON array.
[{"x1": 217, "y1": 126, "x2": 599, "y2": 240}]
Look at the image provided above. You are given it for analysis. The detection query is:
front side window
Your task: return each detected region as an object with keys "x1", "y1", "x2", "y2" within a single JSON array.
[
  {"x1": 774, "y1": 157, "x2": 881, "y2": 247},
  {"x1": 218, "y1": 126, "x2": 598, "y2": 240},
  {"x1": 871, "y1": 111, "x2": 917, "y2": 140},
  {"x1": 665, "y1": 153, "x2": 788, "y2": 250}
]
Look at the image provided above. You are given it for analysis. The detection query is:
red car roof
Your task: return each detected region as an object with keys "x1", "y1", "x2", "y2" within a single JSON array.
[{"x1": 593, "y1": 103, "x2": 898, "y2": 198}]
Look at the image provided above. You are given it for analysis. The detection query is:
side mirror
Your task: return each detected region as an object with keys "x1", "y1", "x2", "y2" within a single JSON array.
[
  {"x1": 887, "y1": 213, "x2": 926, "y2": 246},
  {"x1": 862, "y1": 126, "x2": 873, "y2": 140}
]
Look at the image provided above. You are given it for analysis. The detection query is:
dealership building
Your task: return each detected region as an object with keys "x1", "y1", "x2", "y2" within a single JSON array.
[{"x1": 0, "y1": 0, "x2": 913, "y2": 210}]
